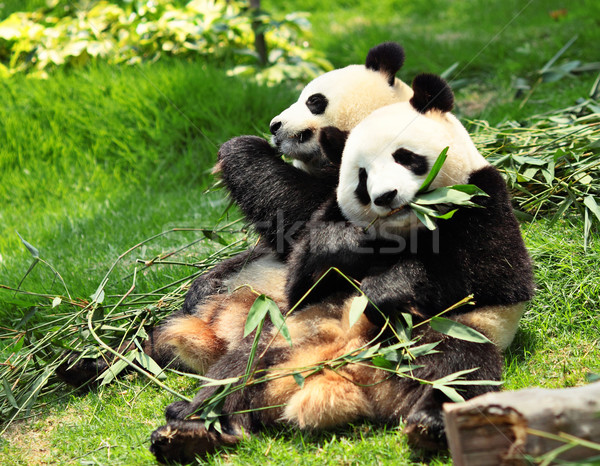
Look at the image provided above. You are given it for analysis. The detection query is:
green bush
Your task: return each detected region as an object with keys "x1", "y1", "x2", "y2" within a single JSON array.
[{"x1": 0, "y1": 0, "x2": 332, "y2": 83}]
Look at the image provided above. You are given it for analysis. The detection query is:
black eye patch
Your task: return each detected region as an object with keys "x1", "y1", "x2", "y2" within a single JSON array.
[
  {"x1": 355, "y1": 168, "x2": 370, "y2": 205},
  {"x1": 306, "y1": 93, "x2": 328, "y2": 115},
  {"x1": 392, "y1": 148, "x2": 429, "y2": 176}
]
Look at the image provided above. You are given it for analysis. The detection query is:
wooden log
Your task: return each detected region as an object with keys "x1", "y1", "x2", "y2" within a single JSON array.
[{"x1": 443, "y1": 382, "x2": 600, "y2": 465}]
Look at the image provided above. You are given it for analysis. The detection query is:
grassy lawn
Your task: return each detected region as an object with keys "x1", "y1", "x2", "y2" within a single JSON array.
[{"x1": 1, "y1": 0, "x2": 599, "y2": 464}]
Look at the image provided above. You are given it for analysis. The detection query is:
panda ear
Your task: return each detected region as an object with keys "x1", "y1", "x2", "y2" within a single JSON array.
[
  {"x1": 319, "y1": 126, "x2": 348, "y2": 166},
  {"x1": 409, "y1": 73, "x2": 454, "y2": 114},
  {"x1": 365, "y1": 42, "x2": 405, "y2": 86}
]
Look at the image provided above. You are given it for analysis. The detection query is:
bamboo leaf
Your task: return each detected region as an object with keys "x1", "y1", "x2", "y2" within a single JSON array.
[
  {"x1": 293, "y1": 372, "x2": 305, "y2": 388},
  {"x1": 447, "y1": 380, "x2": 503, "y2": 386},
  {"x1": 433, "y1": 383, "x2": 464, "y2": 402},
  {"x1": 90, "y1": 286, "x2": 105, "y2": 304},
  {"x1": 432, "y1": 367, "x2": 479, "y2": 384},
  {"x1": 410, "y1": 341, "x2": 441, "y2": 358},
  {"x1": 2, "y1": 379, "x2": 18, "y2": 410},
  {"x1": 244, "y1": 294, "x2": 270, "y2": 338},
  {"x1": 135, "y1": 352, "x2": 166, "y2": 380},
  {"x1": 539, "y1": 35, "x2": 577, "y2": 74},
  {"x1": 348, "y1": 295, "x2": 368, "y2": 328},
  {"x1": 549, "y1": 196, "x2": 574, "y2": 226},
  {"x1": 394, "y1": 364, "x2": 424, "y2": 374},
  {"x1": 413, "y1": 209, "x2": 438, "y2": 230},
  {"x1": 267, "y1": 297, "x2": 292, "y2": 346},
  {"x1": 430, "y1": 317, "x2": 493, "y2": 344},
  {"x1": 418, "y1": 147, "x2": 449, "y2": 193},
  {"x1": 415, "y1": 186, "x2": 487, "y2": 206},
  {"x1": 202, "y1": 230, "x2": 229, "y2": 246},
  {"x1": 583, "y1": 195, "x2": 600, "y2": 225},
  {"x1": 372, "y1": 356, "x2": 395, "y2": 369},
  {"x1": 16, "y1": 307, "x2": 37, "y2": 330},
  {"x1": 97, "y1": 351, "x2": 136, "y2": 386},
  {"x1": 16, "y1": 232, "x2": 39, "y2": 258},
  {"x1": 355, "y1": 343, "x2": 381, "y2": 361},
  {"x1": 395, "y1": 313, "x2": 413, "y2": 343}
]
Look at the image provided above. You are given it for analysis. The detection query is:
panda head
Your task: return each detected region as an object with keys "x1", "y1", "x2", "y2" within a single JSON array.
[
  {"x1": 270, "y1": 42, "x2": 413, "y2": 172},
  {"x1": 332, "y1": 73, "x2": 489, "y2": 235}
]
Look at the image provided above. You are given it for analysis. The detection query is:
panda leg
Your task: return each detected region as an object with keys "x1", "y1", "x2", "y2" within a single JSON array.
[
  {"x1": 398, "y1": 329, "x2": 503, "y2": 450},
  {"x1": 150, "y1": 337, "x2": 279, "y2": 463}
]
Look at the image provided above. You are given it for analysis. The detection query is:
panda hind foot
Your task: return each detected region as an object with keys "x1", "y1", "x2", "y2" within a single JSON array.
[
  {"x1": 56, "y1": 352, "x2": 110, "y2": 388},
  {"x1": 403, "y1": 408, "x2": 447, "y2": 451},
  {"x1": 150, "y1": 421, "x2": 243, "y2": 464}
]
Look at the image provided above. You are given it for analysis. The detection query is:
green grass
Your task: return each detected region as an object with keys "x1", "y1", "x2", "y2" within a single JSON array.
[
  {"x1": 0, "y1": 60, "x2": 292, "y2": 300},
  {"x1": 1, "y1": 0, "x2": 599, "y2": 464}
]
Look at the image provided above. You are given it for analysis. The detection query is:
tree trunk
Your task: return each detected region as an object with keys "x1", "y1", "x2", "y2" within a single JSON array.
[
  {"x1": 443, "y1": 382, "x2": 600, "y2": 465},
  {"x1": 249, "y1": 0, "x2": 267, "y2": 66}
]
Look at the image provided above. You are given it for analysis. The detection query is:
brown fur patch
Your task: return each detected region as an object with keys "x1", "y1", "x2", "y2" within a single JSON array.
[
  {"x1": 263, "y1": 297, "x2": 380, "y2": 427},
  {"x1": 158, "y1": 316, "x2": 226, "y2": 373},
  {"x1": 283, "y1": 369, "x2": 373, "y2": 429}
]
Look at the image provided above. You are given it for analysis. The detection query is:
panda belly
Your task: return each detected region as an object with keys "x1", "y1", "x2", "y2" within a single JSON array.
[{"x1": 155, "y1": 254, "x2": 289, "y2": 373}]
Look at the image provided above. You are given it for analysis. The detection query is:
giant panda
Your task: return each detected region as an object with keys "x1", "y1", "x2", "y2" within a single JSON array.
[
  {"x1": 178, "y1": 41, "x2": 412, "y2": 309},
  {"x1": 57, "y1": 42, "x2": 413, "y2": 386},
  {"x1": 149, "y1": 74, "x2": 534, "y2": 464}
]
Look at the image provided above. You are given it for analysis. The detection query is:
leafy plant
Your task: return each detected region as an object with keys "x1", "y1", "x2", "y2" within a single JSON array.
[
  {"x1": 0, "y1": 0, "x2": 332, "y2": 83},
  {"x1": 470, "y1": 96, "x2": 600, "y2": 249},
  {"x1": 0, "y1": 222, "x2": 250, "y2": 429}
]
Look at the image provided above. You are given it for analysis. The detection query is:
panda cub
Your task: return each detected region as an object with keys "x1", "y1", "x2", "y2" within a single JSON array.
[{"x1": 150, "y1": 74, "x2": 534, "y2": 464}]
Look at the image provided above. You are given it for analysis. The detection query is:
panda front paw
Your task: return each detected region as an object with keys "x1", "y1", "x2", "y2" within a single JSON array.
[
  {"x1": 150, "y1": 421, "x2": 243, "y2": 464},
  {"x1": 218, "y1": 135, "x2": 278, "y2": 165},
  {"x1": 404, "y1": 408, "x2": 447, "y2": 451}
]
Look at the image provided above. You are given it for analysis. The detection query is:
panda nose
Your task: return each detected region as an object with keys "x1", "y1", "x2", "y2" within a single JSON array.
[
  {"x1": 374, "y1": 190, "x2": 398, "y2": 207},
  {"x1": 270, "y1": 121, "x2": 282, "y2": 135}
]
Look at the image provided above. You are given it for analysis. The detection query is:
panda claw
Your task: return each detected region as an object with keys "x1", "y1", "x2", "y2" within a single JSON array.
[
  {"x1": 403, "y1": 409, "x2": 448, "y2": 451},
  {"x1": 150, "y1": 421, "x2": 243, "y2": 464}
]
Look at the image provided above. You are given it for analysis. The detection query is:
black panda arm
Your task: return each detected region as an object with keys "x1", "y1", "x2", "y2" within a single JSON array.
[
  {"x1": 218, "y1": 136, "x2": 338, "y2": 257},
  {"x1": 285, "y1": 198, "x2": 380, "y2": 308}
]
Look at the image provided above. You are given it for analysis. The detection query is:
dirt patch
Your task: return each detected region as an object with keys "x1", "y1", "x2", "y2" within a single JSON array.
[{"x1": 2, "y1": 405, "x2": 80, "y2": 465}]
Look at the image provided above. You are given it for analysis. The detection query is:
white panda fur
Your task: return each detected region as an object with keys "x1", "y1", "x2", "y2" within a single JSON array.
[
  {"x1": 337, "y1": 102, "x2": 488, "y2": 232},
  {"x1": 150, "y1": 74, "x2": 534, "y2": 463}
]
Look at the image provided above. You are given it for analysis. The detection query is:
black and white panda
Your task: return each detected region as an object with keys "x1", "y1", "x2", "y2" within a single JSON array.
[
  {"x1": 142, "y1": 42, "x2": 412, "y2": 368},
  {"x1": 149, "y1": 74, "x2": 534, "y2": 464}
]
